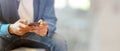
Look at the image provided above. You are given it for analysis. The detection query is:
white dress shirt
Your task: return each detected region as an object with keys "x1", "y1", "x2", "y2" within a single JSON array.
[{"x1": 18, "y1": 0, "x2": 34, "y2": 24}]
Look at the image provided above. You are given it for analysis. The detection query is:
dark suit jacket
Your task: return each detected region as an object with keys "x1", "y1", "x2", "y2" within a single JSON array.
[{"x1": 0, "y1": 0, "x2": 57, "y2": 38}]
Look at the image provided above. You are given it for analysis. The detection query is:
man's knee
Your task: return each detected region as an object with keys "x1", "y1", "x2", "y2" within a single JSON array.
[
  {"x1": 52, "y1": 34, "x2": 67, "y2": 51},
  {"x1": 52, "y1": 34, "x2": 66, "y2": 45}
]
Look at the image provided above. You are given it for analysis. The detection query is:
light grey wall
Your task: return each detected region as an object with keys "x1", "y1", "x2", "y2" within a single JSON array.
[{"x1": 90, "y1": 0, "x2": 120, "y2": 51}]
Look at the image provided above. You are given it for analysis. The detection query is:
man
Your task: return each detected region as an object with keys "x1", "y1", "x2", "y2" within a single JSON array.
[{"x1": 0, "y1": 0, "x2": 67, "y2": 51}]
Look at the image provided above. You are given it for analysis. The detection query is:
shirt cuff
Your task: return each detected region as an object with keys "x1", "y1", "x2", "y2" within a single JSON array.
[{"x1": 0, "y1": 24, "x2": 11, "y2": 38}]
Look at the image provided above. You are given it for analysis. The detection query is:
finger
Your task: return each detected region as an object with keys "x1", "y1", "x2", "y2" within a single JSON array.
[
  {"x1": 31, "y1": 30, "x2": 39, "y2": 34},
  {"x1": 16, "y1": 29, "x2": 24, "y2": 36},
  {"x1": 19, "y1": 19, "x2": 28, "y2": 25},
  {"x1": 39, "y1": 21, "x2": 48, "y2": 27},
  {"x1": 38, "y1": 19, "x2": 42, "y2": 23},
  {"x1": 18, "y1": 32, "x2": 25, "y2": 36},
  {"x1": 42, "y1": 21, "x2": 48, "y2": 26},
  {"x1": 29, "y1": 30, "x2": 34, "y2": 32},
  {"x1": 26, "y1": 26, "x2": 34, "y2": 32},
  {"x1": 39, "y1": 19, "x2": 44, "y2": 25},
  {"x1": 17, "y1": 28, "x2": 28, "y2": 35},
  {"x1": 40, "y1": 30, "x2": 48, "y2": 36},
  {"x1": 19, "y1": 23, "x2": 28, "y2": 28},
  {"x1": 33, "y1": 26, "x2": 40, "y2": 30}
]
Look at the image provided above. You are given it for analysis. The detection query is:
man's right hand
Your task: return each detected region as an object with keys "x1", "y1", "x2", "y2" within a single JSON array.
[{"x1": 8, "y1": 19, "x2": 32, "y2": 36}]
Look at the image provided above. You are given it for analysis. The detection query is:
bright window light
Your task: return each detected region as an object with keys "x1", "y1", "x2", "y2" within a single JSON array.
[
  {"x1": 55, "y1": 0, "x2": 67, "y2": 9},
  {"x1": 68, "y1": 0, "x2": 90, "y2": 10}
]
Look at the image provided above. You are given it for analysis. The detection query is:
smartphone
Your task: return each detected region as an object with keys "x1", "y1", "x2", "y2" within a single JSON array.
[{"x1": 29, "y1": 22, "x2": 40, "y2": 26}]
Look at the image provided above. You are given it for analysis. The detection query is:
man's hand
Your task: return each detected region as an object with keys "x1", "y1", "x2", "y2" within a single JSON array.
[
  {"x1": 30, "y1": 19, "x2": 48, "y2": 37},
  {"x1": 8, "y1": 19, "x2": 32, "y2": 36}
]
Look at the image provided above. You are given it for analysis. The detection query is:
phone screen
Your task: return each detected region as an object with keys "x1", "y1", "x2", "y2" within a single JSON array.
[{"x1": 29, "y1": 22, "x2": 40, "y2": 26}]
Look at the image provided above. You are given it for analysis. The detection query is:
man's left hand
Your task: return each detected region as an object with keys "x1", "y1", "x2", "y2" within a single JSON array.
[{"x1": 30, "y1": 19, "x2": 48, "y2": 37}]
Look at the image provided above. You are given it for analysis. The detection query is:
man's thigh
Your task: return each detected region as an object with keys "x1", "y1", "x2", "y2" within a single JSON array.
[
  {"x1": 24, "y1": 33, "x2": 67, "y2": 51},
  {"x1": 0, "y1": 37, "x2": 8, "y2": 51},
  {"x1": 0, "y1": 35, "x2": 19, "y2": 51},
  {"x1": 22, "y1": 33, "x2": 51, "y2": 50}
]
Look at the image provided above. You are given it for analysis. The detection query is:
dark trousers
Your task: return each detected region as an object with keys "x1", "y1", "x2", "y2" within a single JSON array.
[{"x1": 0, "y1": 33, "x2": 67, "y2": 51}]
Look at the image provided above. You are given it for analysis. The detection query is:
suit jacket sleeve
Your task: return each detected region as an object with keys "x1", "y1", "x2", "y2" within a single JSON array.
[
  {"x1": 42, "y1": 0, "x2": 57, "y2": 37},
  {"x1": 0, "y1": 3, "x2": 11, "y2": 38}
]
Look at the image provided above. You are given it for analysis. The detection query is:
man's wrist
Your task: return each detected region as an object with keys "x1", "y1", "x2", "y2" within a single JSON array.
[{"x1": 8, "y1": 24, "x2": 14, "y2": 35}]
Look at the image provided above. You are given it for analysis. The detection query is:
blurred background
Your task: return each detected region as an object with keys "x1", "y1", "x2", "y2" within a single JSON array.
[
  {"x1": 55, "y1": 0, "x2": 120, "y2": 51},
  {"x1": 55, "y1": 0, "x2": 91, "y2": 51}
]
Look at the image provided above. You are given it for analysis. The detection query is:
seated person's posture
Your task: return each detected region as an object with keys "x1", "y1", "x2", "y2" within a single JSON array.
[{"x1": 0, "y1": 0, "x2": 67, "y2": 51}]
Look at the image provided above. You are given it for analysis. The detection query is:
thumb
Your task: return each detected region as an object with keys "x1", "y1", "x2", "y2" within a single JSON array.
[
  {"x1": 19, "y1": 19, "x2": 28, "y2": 25},
  {"x1": 38, "y1": 19, "x2": 43, "y2": 23}
]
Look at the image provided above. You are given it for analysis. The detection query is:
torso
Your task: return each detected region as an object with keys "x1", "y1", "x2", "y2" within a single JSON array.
[{"x1": 0, "y1": 0, "x2": 44, "y2": 23}]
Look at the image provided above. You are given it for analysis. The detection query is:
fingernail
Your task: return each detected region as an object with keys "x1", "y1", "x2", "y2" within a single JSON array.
[{"x1": 38, "y1": 19, "x2": 42, "y2": 23}]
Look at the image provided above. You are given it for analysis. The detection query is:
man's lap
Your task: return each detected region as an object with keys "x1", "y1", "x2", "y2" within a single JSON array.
[
  {"x1": 23, "y1": 33, "x2": 67, "y2": 51},
  {"x1": 0, "y1": 33, "x2": 67, "y2": 51}
]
